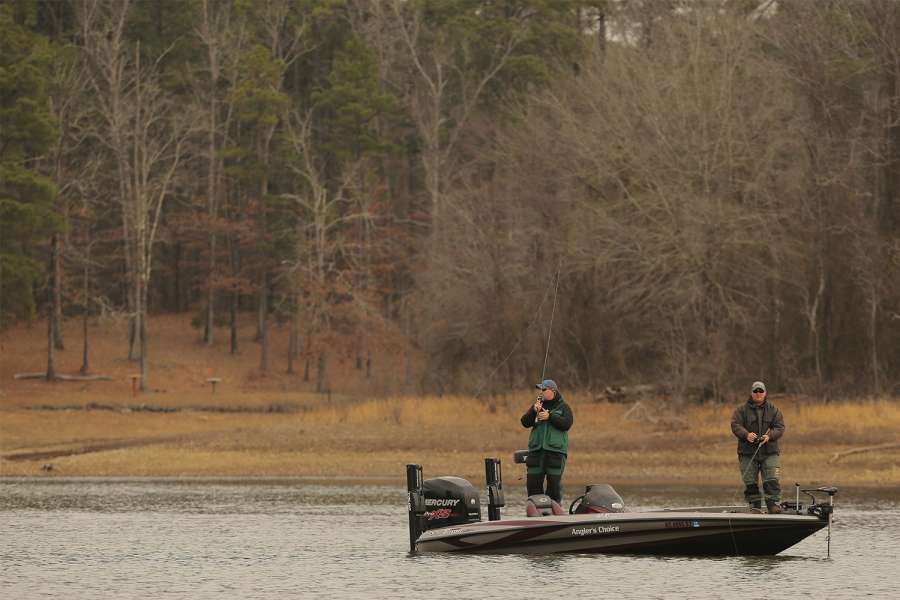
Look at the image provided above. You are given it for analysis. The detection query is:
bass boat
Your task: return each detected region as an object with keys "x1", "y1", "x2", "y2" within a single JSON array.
[{"x1": 406, "y1": 453, "x2": 836, "y2": 556}]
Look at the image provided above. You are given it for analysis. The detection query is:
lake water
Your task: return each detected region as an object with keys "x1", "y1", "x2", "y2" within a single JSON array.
[{"x1": 1, "y1": 479, "x2": 898, "y2": 599}]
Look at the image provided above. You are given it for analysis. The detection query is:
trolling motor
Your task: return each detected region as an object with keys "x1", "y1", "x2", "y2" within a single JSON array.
[
  {"x1": 780, "y1": 484, "x2": 838, "y2": 518},
  {"x1": 778, "y1": 483, "x2": 838, "y2": 558},
  {"x1": 801, "y1": 484, "x2": 838, "y2": 558},
  {"x1": 569, "y1": 484, "x2": 627, "y2": 514}
]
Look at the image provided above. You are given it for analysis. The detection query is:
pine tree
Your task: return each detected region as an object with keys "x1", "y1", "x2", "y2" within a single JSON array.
[{"x1": 0, "y1": 4, "x2": 59, "y2": 328}]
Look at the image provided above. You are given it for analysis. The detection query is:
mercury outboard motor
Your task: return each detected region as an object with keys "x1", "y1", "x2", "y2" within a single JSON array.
[
  {"x1": 406, "y1": 466, "x2": 483, "y2": 552},
  {"x1": 569, "y1": 484, "x2": 626, "y2": 514},
  {"x1": 421, "y1": 476, "x2": 482, "y2": 530}
]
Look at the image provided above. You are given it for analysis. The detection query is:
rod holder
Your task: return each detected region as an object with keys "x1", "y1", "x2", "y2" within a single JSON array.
[{"x1": 484, "y1": 457, "x2": 504, "y2": 521}]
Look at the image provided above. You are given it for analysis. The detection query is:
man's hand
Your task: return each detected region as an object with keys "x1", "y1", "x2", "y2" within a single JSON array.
[
  {"x1": 536, "y1": 410, "x2": 550, "y2": 422},
  {"x1": 533, "y1": 400, "x2": 543, "y2": 413},
  {"x1": 747, "y1": 432, "x2": 758, "y2": 442},
  {"x1": 759, "y1": 434, "x2": 770, "y2": 445}
]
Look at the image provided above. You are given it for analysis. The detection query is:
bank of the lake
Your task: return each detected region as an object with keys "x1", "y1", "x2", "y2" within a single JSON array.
[{"x1": 2, "y1": 396, "x2": 899, "y2": 486}]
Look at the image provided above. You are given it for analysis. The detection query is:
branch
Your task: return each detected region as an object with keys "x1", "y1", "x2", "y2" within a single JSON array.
[
  {"x1": 15, "y1": 372, "x2": 113, "y2": 381},
  {"x1": 828, "y1": 441, "x2": 900, "y2": 464}
]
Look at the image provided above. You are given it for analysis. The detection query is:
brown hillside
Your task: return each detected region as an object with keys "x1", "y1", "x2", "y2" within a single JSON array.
[{"x1": 0, "y1": 313, "x2": 407, "y2": 409}]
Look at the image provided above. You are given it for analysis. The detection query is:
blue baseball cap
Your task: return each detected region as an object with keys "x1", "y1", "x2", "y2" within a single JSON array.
[{"x1": 535, "y1": 379, "x2": 559, "y2": 392}]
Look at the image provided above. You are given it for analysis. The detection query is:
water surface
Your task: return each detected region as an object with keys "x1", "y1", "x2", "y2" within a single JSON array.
[{"x1": 1, "y1": 479, "x2": 897, "y2": 599}]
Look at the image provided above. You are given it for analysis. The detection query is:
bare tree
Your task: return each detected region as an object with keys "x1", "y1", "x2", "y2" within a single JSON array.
[
  {"x1": 384, "y1": 0, "x2": 531, "y2": 222},
  {"x1": 238, "y1": 0, "x2": 310, "y2": 374},
  {"x1": 45, "y1": 232, "x2": 59, "y2": 380},
  {"x1": 282, "y1": 111, "x2": 373, "y2": 392},
  {"x1": 192, "y1": 0, "x2": 247, "y2": 347},
  {"x1": 79, "y1": 0, "x2": 191, "y2": 391},
  {"x1": 472, "y1": 7, "x2": 805, "y2": 398}
]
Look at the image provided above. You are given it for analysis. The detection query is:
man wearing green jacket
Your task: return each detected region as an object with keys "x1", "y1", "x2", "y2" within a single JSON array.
[{"x1": 520, "y1": 379, "x2": 574, "y2": 503}]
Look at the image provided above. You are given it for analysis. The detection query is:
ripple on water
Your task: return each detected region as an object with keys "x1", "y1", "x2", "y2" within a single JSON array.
[{"x1": 1, "y1": 480, "x2": 898, "y2": 599}]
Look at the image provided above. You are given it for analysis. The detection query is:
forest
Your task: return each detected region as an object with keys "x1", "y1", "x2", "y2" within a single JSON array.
[{"x1": 2, "y1": 0, "x2": 899, "y2": 400}]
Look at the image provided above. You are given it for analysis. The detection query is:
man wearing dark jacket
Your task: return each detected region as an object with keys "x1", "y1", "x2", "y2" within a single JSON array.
[
  {"x1": 521, "y1": 379, "x2": 574, "y2": 503},
  {"x1": 730, "y1": 380, "x2": 785, "y2": 514}
]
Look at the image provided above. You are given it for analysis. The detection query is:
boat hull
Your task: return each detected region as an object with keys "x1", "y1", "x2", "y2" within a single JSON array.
[{"x1": 415, "y1": 511, "x2": 827, "y2": 555}]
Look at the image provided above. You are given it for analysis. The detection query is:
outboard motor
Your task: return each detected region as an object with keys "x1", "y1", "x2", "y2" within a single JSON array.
[
  {"x1": 406, "y1": 465, "x2": 482, "y2": 553},
  {"x1": 570, "y1": 484, "x2": 626, "y2": 514},
  {"x1": 526, "y1": 494, "x2": 565, "y2": 517},
  {"x1": 421, "y1": 476, "x2": 482, "y2": 531}
]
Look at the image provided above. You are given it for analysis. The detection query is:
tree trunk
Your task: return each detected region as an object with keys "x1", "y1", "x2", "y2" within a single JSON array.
[
  {"x1": 868, "y1": 286, "x2": 881, "y2": 395},
  {"x1": 80, "y1": 260, "x2": 90, "y2": 375},
  {"x1": 287, "y1": 303, "x2": 297, "y2": 374},
  {"x1": 303, "y1": 350, "x2": 310, "y2": 382},
  {"x1": 230, "y1": 236, "x2": 239, "y2": 355},
  {"x1": 204, "y1": 71, "x2": 218, "y2": 346},
  {"x1": 172, "y1": 240, "x2": 183, "y2": 312},
  {"x1": 768, "y1": 286, "x2": 781, "y2": 392},
  {"x1": 46, "y1": 233, "x2": 59, "y2": 380},
  {"x1": 879, "y1": 61, "x2": 900, "y2": 235},
  {"x1": 404, "y1": 309, "x2": 412, "y2": 388},
  {"x1": 46, "y1": 309, "x2": 56, "y2": 381},
  {"x1": 256, "y1": 140, "x2": 271, "y2": 372},
  {"x1": 258, "y1": 272, "x2": 268, "y2": 373},
  {"x1": 291, "y1": 300, "x2": 300, "y2": 359},
  {"x1": 139, "y1": 310, "x2": 147, "y2": 392},
  {"x1": 255, "y1": 287, "x2": 264, "y2": 341},
  {"x1": 53, "y1": 233, "x2": 64, "y2": 350},
  {"x1": 137, "y1": 261, "x2": 147, "y2": 392},
  {"x1": 126, "y1": 232, "x2": 138, "y2": 361},
  {"x1": 125, "y1": 226, "x2": 138, "y2": 361},
  {"x1": 202, "y1": 256, "x2": 214, "y2": 341},
  {"x1": 807, "y1": 260, "x2": 826, "y2": 397},
  {"x1": 316, "y1": 351, "x2": 326, "y2": 393}
]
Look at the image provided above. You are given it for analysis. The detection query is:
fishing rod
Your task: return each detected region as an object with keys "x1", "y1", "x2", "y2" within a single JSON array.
[
  {"x1": 532, "y1": 264, "x2": 563, "y2": 418},
  {"x1": 540, "y1": 264, "x2": 562, "y2": 384},
  {"x1": 472, "y1": 259, "x2": 563, "y2": 401},
  {"x1": 740, "y1": 428, "x2": 771, "y2": 505}
]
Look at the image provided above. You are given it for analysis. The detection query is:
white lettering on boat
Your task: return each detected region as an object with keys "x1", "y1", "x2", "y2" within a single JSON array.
[
  {"x1": 572, "y1": 525, "x2": 620, "y2": 536},
  {"x1": 425, "y1": 498, "x2": 460, "y2": 507}
]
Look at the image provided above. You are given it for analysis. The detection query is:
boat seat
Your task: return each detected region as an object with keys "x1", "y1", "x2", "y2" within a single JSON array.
[{"x1": 526, "y1": 494, "x2": 564, "y2": 517}]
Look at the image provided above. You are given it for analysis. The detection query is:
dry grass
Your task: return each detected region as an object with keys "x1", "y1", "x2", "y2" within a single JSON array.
[
  {"x1": 2, "y1": 393, "x2": 899, "y2": 486},
  {"x1": 1, "y1": 316, "x2": 899, "y2": 485}
]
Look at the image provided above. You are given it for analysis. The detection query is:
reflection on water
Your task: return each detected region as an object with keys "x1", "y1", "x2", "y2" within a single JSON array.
[{"x1": 1, "y1": 479, "x2": 898, "y2": 599}]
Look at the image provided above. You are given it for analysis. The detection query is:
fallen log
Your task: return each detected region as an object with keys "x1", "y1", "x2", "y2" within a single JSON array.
[
  {"x1": 596, "y1": 384, "x2": 662, "y2": 403},
  {"x1": 828, "y1": 441, "x2": 900, "y2": 464},
  {"x1": 14, "y1": 372, "x2": 112, "y2": 381}
]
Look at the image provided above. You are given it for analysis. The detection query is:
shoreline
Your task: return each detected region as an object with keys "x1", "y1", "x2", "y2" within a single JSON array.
[
  {"x1": 1, "y1": 474, "x2": 897, "y2": 489},
  {"x1": 2, "y1": 396, "x2": 899, "y2": 486},
  {"x1": 2, "y1": 438, "x2": 897, "y2": 487}
]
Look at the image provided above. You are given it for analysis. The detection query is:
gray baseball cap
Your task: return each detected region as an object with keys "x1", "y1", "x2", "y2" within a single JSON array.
[
  {"x1": 535, "y1": 379, "x2": 559, "y2": 392},
  {"x1": 751, "y1": 381, "x2": 766, "y2": 393}
]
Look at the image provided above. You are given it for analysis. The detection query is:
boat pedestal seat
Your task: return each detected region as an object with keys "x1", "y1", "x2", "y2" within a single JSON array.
[{"x1": 526, "y1": 494, "x2": 564, "y2": 517}]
